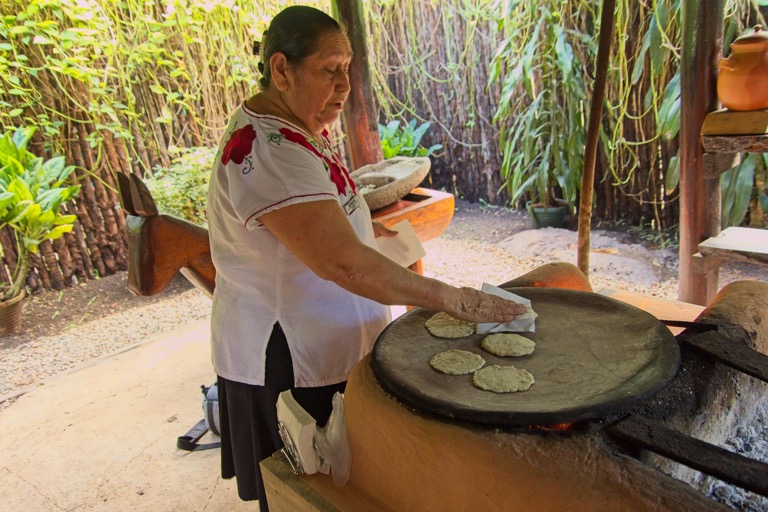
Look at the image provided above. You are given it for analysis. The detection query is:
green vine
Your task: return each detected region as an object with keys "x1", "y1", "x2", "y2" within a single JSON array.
[{"x1": 0, "y1": 0, "x2": 325, "y2": 174}]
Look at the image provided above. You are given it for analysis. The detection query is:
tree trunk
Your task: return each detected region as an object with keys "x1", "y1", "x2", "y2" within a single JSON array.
[{"x1": 333, "y1": 0, "x2": 383, "y2": 170}]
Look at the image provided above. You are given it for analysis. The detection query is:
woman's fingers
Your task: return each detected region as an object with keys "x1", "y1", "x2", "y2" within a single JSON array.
[{"x1": 449, "y1": 288, "x2": 528, "y2": 323}]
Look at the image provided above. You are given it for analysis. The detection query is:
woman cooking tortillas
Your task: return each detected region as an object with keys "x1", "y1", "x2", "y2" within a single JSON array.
[{"x1": 206, "y1": 6, "x2": 527, "y2": 511}]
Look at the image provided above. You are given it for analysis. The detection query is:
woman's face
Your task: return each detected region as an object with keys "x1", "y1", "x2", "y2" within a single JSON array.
[{"x1": 279, "y1": 31, "x2": 353, "y2": 135}]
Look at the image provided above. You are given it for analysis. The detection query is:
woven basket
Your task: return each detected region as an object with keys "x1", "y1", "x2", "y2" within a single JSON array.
[{"x1": 0, "y1": 292, "x2": 25, "y2": 335}]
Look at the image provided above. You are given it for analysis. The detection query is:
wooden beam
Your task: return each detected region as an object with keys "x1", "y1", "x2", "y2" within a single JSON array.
[
  {"x1": 332, "y1": 0, "x2": 383, "y2": 170},
  {"x1": 678, "y1": 329, "x2": 768, "y2": 383},
  {"x1": 702, "y1": 152, "x2": 737, "y2": 179},
  {"x1": 702, "y1": 134, "x2": 768, "y2": 154},
  {"x1": 690, "y1": 252, "x2": 725, "y2": 274},
  {"x1": 605, "y1": 415, "x2": 768, "y2": 497},
  {"x1": 678, "y1": 0, "x2": 725, "y2": 305},
  {"x1": 577, "y1": 0, "x2": 616, "y2": 279}
]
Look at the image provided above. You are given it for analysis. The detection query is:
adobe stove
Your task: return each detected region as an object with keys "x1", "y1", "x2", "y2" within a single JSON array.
[{"x1": 261, "y1": 263, "x2": 768, "y2": 512}]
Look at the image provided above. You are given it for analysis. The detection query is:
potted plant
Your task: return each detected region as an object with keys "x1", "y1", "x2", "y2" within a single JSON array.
[
  {"x1": 490, "y1": 4, "x2": 589, "y2": 228},
  {"x1": 378, "y1": 119, "x2": 443, "y2": 159},
  {"x1": 0, "y1": 126, "x2": 81, "y2": 333}
]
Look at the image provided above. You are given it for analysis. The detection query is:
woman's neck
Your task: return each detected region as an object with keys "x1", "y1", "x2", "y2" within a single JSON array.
[{"x1": 247, "y1": 90, "x2": 321, "y2": 138}]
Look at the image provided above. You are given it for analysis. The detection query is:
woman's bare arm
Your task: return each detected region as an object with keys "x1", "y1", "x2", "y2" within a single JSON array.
[{"x1": 259, "y1": 200, "x2": 526, "y2": 323}]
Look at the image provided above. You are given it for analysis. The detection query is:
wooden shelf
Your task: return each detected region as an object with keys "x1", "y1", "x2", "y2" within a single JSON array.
[
  {"x1": 700, "y1": 110, "x2": 768, "y2": 179},
  {"x1": 701, "y1": 109, "x2": 768, "y2": 136},
  {"x1": 697, "y1": 227, "x2": 768, "y2": 269},
  {"x1": 701, "y1": 134, "x2": 768, "y2": 154}
]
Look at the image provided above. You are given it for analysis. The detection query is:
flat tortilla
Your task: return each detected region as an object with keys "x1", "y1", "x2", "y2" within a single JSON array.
[
  {"x1": 472, "y1": 365, "x2": 535, "y2": 393},
  {"x1": 429, "y1": 349, "x2": 486, "y2": 375},
  {"x1": 425, "y1": 312, "x2": 475, "y2": 338},
  {"x1": 481, "y1": 333, "x2": 535, "y2": 357}
]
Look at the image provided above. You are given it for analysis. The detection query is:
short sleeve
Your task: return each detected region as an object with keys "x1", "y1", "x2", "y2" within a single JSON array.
[{"x1": 214, "y1": 114, "x2": 338, "y2": 229}]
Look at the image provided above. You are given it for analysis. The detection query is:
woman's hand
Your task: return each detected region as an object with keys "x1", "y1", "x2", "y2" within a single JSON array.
[
  {"x1": 444, "y1": 287, "x2": 528, "y2": 324},
  {"x1": 372, "y1": 221, "x2": 397, "y2": 238}
]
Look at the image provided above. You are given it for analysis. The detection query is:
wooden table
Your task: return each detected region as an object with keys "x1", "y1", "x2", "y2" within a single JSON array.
[
  {"x1": 698, "y1": 226, "x2": 768, "y2": 267},
  {"x1": 371, "y1": 187, "x2": 454, "y2": 240},
  {"x1": 371, "y1": 187, "x2": 454, "y2": 275}
]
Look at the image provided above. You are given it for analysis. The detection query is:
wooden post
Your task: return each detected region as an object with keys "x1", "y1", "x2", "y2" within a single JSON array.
[
  {"x1": 678, "y1": 0, "x2": 724, "y2": 305},
  {"x1": 332, "y1": 0, "x2": 383, "y2": 170},
  {"x1": 577, "y1": 0, "x2": 616, "y2": 279}
]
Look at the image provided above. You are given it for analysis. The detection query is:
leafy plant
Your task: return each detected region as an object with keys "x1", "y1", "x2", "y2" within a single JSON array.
[
  {"x1": 144, "y1": 146, "x2": 216, "y2": 227},
  {"x1": 490, "y1": 3, "x2": 592, "y2": 209},
  {"x1": 379, "y1": 119, "x2": 442, "y2": 159},
  {"x1": 0, "y1": 126, "x2": 80, "y2": 301},
  {"x1": 720, "y1": 154, "x2": 766, "y2": 229},
  {"x1": 658, "y1": 9, "x2": 768, "y2": 230}
]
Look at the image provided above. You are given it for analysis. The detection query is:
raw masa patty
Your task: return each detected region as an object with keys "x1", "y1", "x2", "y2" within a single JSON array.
[
  {"x1": 429, "y1": 349, "x2": 486, "y2": 375},
  {"x1": 481, "y1": 333, "x2": 535, "y2": 357},
  {"x1": 425, "y1": 312, "x2": 475, "y2": 338},
  {"x1": 472, "y1": 365, "x2": 535, "y2": 393}
]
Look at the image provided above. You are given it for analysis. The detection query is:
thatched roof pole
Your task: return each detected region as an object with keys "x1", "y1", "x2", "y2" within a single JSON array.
[
  {"x1": 332, "y1": 0, "x2": 383, "y2": 169},
  {"x1": 577, "y1": 0, "x2": 616, "y2": 278},
  {"x1": 678, "y1": 0, "x2": 724, "y2": 305}
]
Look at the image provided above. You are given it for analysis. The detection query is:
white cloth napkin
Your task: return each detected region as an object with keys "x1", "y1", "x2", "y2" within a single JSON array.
[
  {"x1": 375, "y1": 219, "x2": 426, "y2": 268},
  {"x1": 476, "y1": 283, "x2": 538, "y2": 334}
]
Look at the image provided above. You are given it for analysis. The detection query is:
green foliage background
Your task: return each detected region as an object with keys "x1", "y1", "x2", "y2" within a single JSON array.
[
  {"x1": 144, "y1": 146, "x2": 216, "y2": 226},
  {"x1": 0, "y1": 0, "x2": 326, "y2": 173},
  {"x1": 365, "y1": 0, "x2": 767, "y2": 230},
  {"x1": 0, "y1": 0, "x2": 765, "y2": 232}
]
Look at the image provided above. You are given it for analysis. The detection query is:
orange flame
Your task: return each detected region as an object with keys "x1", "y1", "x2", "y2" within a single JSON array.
[{"x1": 528, "y1": 423, "x2": 575, "y2": 432}]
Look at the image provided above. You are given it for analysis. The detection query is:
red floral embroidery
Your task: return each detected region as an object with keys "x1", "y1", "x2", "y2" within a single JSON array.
[
  {"x1": 279, "y1": 127, "x2": 356, "y2": 196},
  {"x1": 221, "y1": 125, "x2": 257, "y2": 165},
  {"x1": 333, "y1": 152, "x2": 357, "y2": 194},
  {"x1": 279, "y1": 127, "x2": 322, "y2": 158}
]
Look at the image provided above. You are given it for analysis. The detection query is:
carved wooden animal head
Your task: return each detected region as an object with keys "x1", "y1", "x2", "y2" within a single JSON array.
[{"x1": 117, "y1": 173, "x2": 215, "y2": 298}]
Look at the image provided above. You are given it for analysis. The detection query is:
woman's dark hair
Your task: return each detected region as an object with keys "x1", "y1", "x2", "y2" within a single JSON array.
[{"x1": 255, "y1": 6, "x2": 344, "y2": 90}]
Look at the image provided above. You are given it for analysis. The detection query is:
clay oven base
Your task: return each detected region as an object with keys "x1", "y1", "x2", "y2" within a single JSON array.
[
  {"x1": 265, "y1": 354, "x2": 726, "y2": 512},
  {"x1": 341, "y1": 356, "x2": 725, "y2": 512}
]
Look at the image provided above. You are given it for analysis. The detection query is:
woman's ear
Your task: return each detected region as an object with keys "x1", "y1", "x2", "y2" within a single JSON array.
[{"x1": 270, "y1": 52, "x2": 290, "y2": 92}]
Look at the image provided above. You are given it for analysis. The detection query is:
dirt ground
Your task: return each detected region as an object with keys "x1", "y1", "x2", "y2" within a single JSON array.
[{"x1": 0, "y1": 270, "x2": 195, "y2": 350}]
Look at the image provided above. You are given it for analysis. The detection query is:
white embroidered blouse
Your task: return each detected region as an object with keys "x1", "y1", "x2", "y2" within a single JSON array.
[{"x1": 207, "y1": 103, "x2": 391, "y2": 387}]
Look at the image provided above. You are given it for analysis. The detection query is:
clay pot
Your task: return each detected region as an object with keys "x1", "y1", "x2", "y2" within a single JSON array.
[{"x1": 717, "y1": 25, "x2": 768, "y2": 111}]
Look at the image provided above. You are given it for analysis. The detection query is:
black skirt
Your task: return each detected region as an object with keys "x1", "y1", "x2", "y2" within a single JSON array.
[{"x1": 217, "y1": 323, "x2": 346, "y2": 512}]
